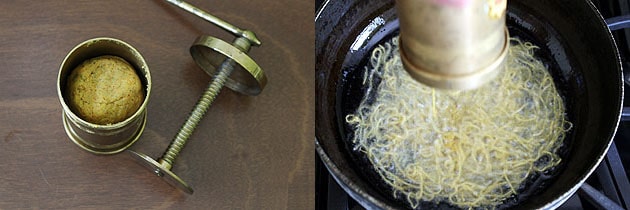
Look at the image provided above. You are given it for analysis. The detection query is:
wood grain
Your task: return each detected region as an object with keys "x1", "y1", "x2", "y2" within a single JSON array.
[{"x1": 0, "y1": 1, "x2": 314, "y2": 209}]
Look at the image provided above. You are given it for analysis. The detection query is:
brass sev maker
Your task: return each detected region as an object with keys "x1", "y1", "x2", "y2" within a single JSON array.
[
  {"x1": 395, "y1": 0, "x2": 509, "y2": 90},
  {"x1": 127, "y1": 0, "x2": 267, "y2": 194},
  {"x1": 57, "y1": 0, "x2": 267, "y2": 194}
]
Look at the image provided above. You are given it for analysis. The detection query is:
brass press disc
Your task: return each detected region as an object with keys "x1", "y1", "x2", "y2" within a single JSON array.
[{"x1": 190, "y1": 35, "x2": 267, "y2": 96}]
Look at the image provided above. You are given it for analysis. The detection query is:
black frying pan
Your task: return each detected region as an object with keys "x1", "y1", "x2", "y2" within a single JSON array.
[{"x1": 315, "y1": 0, "x2": 623, "y2": 209}]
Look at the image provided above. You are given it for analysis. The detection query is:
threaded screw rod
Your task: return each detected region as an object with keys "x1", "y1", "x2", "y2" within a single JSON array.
[
  {"x1": 128, "y1": 0, "x2": 265, "y2": 195},
  {"x1": 158, "y1": 58, "x2": 235, "y2": 170}
]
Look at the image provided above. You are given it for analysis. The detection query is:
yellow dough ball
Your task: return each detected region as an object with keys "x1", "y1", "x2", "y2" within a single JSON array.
[{"x1": 66, "y1": 55, "x2": 144, "y2": 125}]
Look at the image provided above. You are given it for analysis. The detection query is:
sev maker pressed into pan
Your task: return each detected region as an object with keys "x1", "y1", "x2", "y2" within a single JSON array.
[{"x1": 396, "y1": 0, "x2": 509, "y2": 90}]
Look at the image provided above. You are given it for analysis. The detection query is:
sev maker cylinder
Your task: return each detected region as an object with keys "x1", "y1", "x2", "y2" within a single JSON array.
[
  {"x1": 57, "y1": 37, "x2": 151, "y2": 155},
  {"x1": 395, "y1": 0, "x2": 509, "y2": 90}
]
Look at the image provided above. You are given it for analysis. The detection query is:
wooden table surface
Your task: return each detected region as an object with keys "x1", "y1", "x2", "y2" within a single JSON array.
[{"x1": 0, "y1": 1, "x2": 313, "y2": 209}]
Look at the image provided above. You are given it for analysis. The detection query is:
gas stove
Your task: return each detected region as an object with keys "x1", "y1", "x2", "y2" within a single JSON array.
[{"x1": 316, "y1": 0, "x2": 630, "y2": 209}]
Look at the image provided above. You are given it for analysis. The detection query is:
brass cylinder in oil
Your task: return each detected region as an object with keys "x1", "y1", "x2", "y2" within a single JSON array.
[{"x1": 396, "y1": 0, "x2": 509, "y2": 90}]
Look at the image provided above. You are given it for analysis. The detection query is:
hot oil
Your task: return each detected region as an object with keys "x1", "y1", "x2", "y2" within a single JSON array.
[{"x1": 335, "y1": 28, "x2": 574, "y2": 209}]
